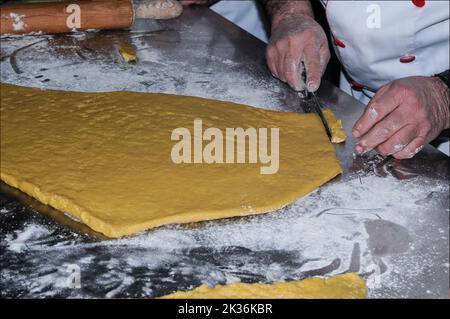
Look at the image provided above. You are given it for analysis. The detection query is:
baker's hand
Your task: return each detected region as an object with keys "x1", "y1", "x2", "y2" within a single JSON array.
[
  {"x1": 353, "y1": 76, "x2": 450, "y2": 159},
  {"x1": 266, "y1": 14, "x2": 330, "y2": 92}
]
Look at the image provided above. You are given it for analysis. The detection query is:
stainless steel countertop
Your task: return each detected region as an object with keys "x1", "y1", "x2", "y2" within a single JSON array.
[{"x1": 0, "y1": 7, "x2": 448, "y2": 298}]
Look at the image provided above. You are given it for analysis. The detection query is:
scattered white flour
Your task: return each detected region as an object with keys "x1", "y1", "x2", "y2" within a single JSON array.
[
  {"x1": 9, "y1": 13, "x2": 26, "y2": 31},
  {"x1": 368, "y1": 105, "x2": 378, "y2": 118},
  {"x1": 392, "y1": 144, "x2": 406, "y2": 153},
  {"x1": 1, "y1": 173, "x2": 448, "y2": 298},
  {"x1": 5, "y1": 224, "x2": 50, "y2": 253},
  {"x1": 137, "y1": 47, "x2": 168, "y2": 66},
  {"x1": 0, "y1": 28, "x2": 287, "y2": 111},
  {"x1": 408, "y1": 145, "x2": 425, "y2": 158}
]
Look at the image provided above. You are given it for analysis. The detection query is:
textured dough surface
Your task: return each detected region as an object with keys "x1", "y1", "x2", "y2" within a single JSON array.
[
  {"x1": 135, "y1": 0, "x2": 183, "y2": 19},
  {"x1": 0, "y1": 84, "x2": 342, "y2": 238},
  {"x1": 323, "y1": 108, "x2": 347, "y2": 143},
  {"x1": 160, "y1": 273, "x2": 367, "y2": 299}
]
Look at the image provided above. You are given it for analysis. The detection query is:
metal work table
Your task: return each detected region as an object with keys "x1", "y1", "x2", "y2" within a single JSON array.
[{"x1": 1, "y1": 7, "x2": 448, "y2": 298}]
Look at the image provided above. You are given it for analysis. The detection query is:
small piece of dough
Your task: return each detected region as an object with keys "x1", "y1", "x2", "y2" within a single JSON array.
[
  {"x1": 160, "y1": 273, "x2": 367, "y2": 299},
  {"x1": 323, "y1": 109, "x2": 347, "y2": 144},
  {"x1": 134, "y1": 0, "x2": 183, "y2": 20},
  {"x1": 118, "y1": 43, "x2": 137, "y2": 63}
]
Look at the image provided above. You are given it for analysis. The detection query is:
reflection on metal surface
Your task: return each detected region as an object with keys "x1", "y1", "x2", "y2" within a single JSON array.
[
  {"x1": 347, "y1": 243, "x2": 361, "y2": 273},
  {"x1": 10, "y1": 38, "x2": 47, "y2": 74},
  {"x1": 364, "y1": 220, "x2": 411, "y2": 257},
  {"x1": 315, "y1": 207, "x2": 382, "y2": 219},
  {"x1": 373, "y1": 156, "x2": 419, "y2": 180},
  {"x1": 299, "y1": 259, "x2": 341, "y2": 278}
]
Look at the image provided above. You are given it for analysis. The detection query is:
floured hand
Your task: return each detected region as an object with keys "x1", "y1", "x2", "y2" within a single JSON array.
[
  {"x1": 266, "y1": 13, "x2": 330, "y2": 92},
  {"x1": 353, "y1": 76, "x2": 450, "y2": 159}
]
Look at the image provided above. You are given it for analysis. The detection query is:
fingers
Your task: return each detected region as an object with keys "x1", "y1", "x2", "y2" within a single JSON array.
[
  {"x1": 319, "y1": 44, "x2": 331, "y2": 68},
  {"x1": 303, "y1": 45, "x2": 323, "y2": 92},
  {"x1": 267, "y1": 43, "x2": 324, "y2": 92},
  {"x1": 375, "y1": 124, "x2": 418, "y2": 156},
  {"x1": 267, "y1": 41, "x2": 304, "y2": 91},
  {"x1": 352, "y1": 84, "x2": 400, "y2": 138},
  {"x1": 356, "y1": 107, "x2": 407, "y2": 154},
  {"x1": 360, "y1": 117, "x2": 425, "y2": 159},
  {"x1": 266, "y1": 47, "x2": 279, "y2": 79},
  {"x1": 353, "y1": 76, "x2": 447, "y2": 160},
  {"x1": 393, "y1": 137, "x2": 426, "y2": 159},
  {"x1": 282, "y1": 51, "x2": 303, "y2": 91},
  {"x1": 266, "y1": 18, "x2": 329, "y2": 92},
  {"x1": 318, "y1": 44, "x2": 331, "y2": 85}
]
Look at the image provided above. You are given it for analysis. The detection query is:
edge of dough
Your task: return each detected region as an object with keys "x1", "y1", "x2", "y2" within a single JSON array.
[
  {"x1": 159, "y1": 273, "x2": 368, "y2": 299},
  {"x1": 0, "y1": 169, "x2": 342, "y2": 238}
]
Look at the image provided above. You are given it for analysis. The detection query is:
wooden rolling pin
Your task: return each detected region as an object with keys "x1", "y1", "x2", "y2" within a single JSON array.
[{"x1": 0, "y1": 0, "x2": 183, "y2": 35}]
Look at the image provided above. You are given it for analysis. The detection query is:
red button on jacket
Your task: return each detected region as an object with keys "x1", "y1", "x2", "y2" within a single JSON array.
[
  {"x1": 334, "y1": 38, "x2": 346, "y2": 48},
  {"x1": 400, "y1": 55, "x2": 416, "y2": 63},
  {"x1": 412, "y1": 0, "x2": 425, "y2": 7},
  {"x1": 351, "y1": 81, "x2": 364, "y2": 91}
]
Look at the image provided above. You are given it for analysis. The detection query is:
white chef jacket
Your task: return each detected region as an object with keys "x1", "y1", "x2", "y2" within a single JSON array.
[
  {"x1": 323, "y1": 0, "x2": 449, "y2": 155},
  {"x1": 211, "y1": 0, "x2": 269, "y2": 42},
  {"x1": 323, "y1": 0, "x2": 449, "y2": 103}
]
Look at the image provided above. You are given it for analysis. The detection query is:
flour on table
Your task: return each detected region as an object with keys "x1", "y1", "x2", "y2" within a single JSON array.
[
  {"x1": 0, "y1": 31, "x2": 286, "y2": 110},
  {"x1": 1, "y1": 173, "x2": 448, "y2": 298}
]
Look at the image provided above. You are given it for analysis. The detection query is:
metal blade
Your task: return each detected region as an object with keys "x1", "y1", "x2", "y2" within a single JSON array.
[
  {"x1": 310, "y1": 92, "x2": 332, "y2": 141},
  {"x1": 299, "y1": 61, "x2": 332, "y2": 140}
]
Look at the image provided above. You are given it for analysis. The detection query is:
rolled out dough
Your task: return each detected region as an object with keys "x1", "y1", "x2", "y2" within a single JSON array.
[
  {"x1": 160, "y1": 273, "x2": 367, "y2": 299},
  {"x1": 0, "y1": 84, "x2": 342, "y2": 238}
]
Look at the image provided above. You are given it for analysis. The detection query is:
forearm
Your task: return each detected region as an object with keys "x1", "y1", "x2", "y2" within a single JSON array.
[{"x1": 264, "y1": 0, "x2": 314, "y2": 27}]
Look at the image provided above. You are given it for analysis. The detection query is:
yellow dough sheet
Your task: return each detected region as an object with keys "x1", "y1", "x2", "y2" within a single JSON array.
[
  {"x1": 0, "y1": 84, "x2": 343, "y2": 238},
  {"x1": 160, "y1": 273, "x2": 367, "y2": 299}
]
